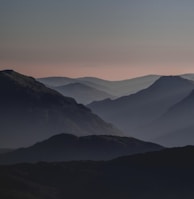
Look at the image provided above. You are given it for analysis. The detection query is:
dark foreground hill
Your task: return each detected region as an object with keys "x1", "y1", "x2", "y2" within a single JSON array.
[
  {"x1": 0, "y1": 146, "x2": 194, "y2": 199},
  {"x1": 0, "y1": 134, "x2": 163, "y2": 164},
  {"x1": 0, "y1": 70, "x2": 121, "y2": 148}
]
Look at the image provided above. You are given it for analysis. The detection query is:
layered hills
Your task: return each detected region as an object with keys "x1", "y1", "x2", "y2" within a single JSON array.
[
  {"x1": 55, "y1": 83, "x2": 113, "y2": 104},
  {"x1": 146, "y1": 89, "x2": 194, "y2": 146},
  {"x1": 0, "y1": 133, "x2": 163, "y2": 164},
  {"x1": 0, "y1": 146, "x2": 194, "y2": 199},
  {"x1": 88, "y1": 76, "x2": 194, "y2": 146},
  {"x1": 38, "y1": 75, "x2": 160, "y2": 99},
  {"x1": 0, "y1": 70, "x2": 121, "y2": 148}
]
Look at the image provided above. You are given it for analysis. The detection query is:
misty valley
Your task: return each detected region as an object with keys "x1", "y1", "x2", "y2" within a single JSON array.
[
  {"x1": 0, "y1": 70, "x2": 194, "y2": 198},
  {"x1": 3, "y1": 0, "x2": 194, "y2": 198}
]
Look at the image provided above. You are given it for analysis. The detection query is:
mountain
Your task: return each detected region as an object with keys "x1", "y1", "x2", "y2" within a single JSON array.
[
  {"x1": 55, "y1": 83, "x2": 114, "y2": 104},
  {"x1": 38, "y1": 76, "x2": 76, "y2": 87},
  {"x1": 0, "y1": 70, "x2": 122, "y2": 148},
  {"x1": 88, "y1": 76, "x2": 194, "y2": 143},
  {"x1": 0, "y1": 133, "x2": 163, "y2": 164},
  {"x1": 0, "y1": 146, "x2": 194, "y2": 199},
  {"x1": 181, "y1": 73, "x2": 194, "y2": 81},
  {"x1": 38, "y1": 75, "x2": 160, "y2": 98},
  {"x1": 80, "y1": 75, "x2": 160, "y2": 97},
  {"x1": 145, "y1": 89, "x2": 194, "y2": 146}
]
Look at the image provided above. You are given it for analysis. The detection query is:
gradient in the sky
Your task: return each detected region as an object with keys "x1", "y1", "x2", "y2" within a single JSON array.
[{"x1": 1, "y1": 0, "x2": 194, "y2": 79}]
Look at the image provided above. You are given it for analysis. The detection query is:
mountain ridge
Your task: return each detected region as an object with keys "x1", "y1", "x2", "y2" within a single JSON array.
[
  {"x1": 55, "y1": 82, "x2": 114, "y2": 104},
  {"x1": 88, "y1": 76, "x2": 194, "y2": 146},
  {"x1": 0, "y1": 133, "x2": 163, "y2": 164},
  {"x1": 0, "y1": 70, "x2": 122, "y2": 148},
  {"x1": 38, "y1": 74, "x2": 160, "y2": 97},
  {"x1": 0, "y1": 146, "x2": 194, "y2": 199}
]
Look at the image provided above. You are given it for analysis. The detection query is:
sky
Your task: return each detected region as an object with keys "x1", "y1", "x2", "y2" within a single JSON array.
[{"x1": 1, "y1": 0, "x2": 194, "y2": 80}]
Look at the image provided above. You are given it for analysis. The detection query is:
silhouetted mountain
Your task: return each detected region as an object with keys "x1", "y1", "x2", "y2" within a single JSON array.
[
  {"x1": 0, "y1": 146, "x2": 194, "y2": 199},
  {"x1": 88, "y1": 76, "x2": 194, "y2": 143},
  {"x1": 55, "y1": 83, "x2": 113, "y2": 104},
  {"x1": 0, "y1": 70, "x2": 122, "y2": 148},
  {"x1": 38, "y1": 75, "x2": 160, "y2": 98},
  {"x1": 0, "y1": 133, "x2": 163, "y2": 164},
  {"x1": 144, "y1": 89, "x2": 194, "y2": 146}
]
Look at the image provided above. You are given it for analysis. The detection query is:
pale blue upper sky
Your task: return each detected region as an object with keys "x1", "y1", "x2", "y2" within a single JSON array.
[{"x1": 1, "y1": 0, "x2": 194, "y2": 79}]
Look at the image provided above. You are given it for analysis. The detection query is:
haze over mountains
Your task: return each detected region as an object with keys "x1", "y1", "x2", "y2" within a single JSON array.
[
  {"x1": 54, "y1": 82, "x2": 114, "y2": 104},
  {"x1": 88, "y1": 76, "x2": 194, "y2": 146},
  {"x1": 0, "y1": 70, "x2": 122, "y2": 148},
  {"x1": 0, "y1": 133, "x2": 163, "y2": 164},
  {"x1": 38, "y1": 74, "x2": 194, "y2": 105},
  {"x1": 38, "y1": 75, "x2": 160, "y2": 103},
  {"x1": 1, "y1": 69, "x2": 194, "y2": 148},
  {"x1": 2, "y1": 69, "x2": 194, "y2": 148},
  {"x1": 146, "y1": 89, "x2": 194, "y2": 146},
  {"x1": 1, "y1": 69, "x2": 194, "y2": 199}
]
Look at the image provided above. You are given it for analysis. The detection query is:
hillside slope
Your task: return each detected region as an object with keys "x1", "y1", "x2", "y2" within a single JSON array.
[
  {"x1": 0, "y1": 70, "x2": 122, "y2": 147},
  {"x1": 0, "y1": 133, "x2": 163, "y2": 164}
]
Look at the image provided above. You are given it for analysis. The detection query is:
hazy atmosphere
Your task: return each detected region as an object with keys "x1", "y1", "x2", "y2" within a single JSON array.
[
  {"x1": 1, "y1": 0, "x2": 194, "y2": 79},
  {"x1": 1, "y1": 1, "x2": 194, "y2": 198}
]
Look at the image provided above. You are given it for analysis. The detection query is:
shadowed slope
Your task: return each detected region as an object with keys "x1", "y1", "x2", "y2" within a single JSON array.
[
  {"x1": 0, "y1": 70, "x2": 122, "y2": 148},
  {"x1": 145, "y1": 90, "x2": 194, "y2": 146},
  {"x1": 88, "y1": 76, "x2": 194, "y2": 143},
  {"x1": 0, "y1": 146, "x2": 194, "y2": 199}
]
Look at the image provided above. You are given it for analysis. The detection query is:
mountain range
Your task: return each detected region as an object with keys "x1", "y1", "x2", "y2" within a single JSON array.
[
  {"x1": 0, "y1": 146, "x2": 194, "y2": 199},
  {"x1": 88, "y1": 76, "x2": 194, "y2": 146},
  {"x1": 1, "y1": 69, "x2": 194, "y2": 198},
  {"x1": 54, "y1": 82, "x2": 114, "y2": 104},
  {"x1": 0, "y1": 70, "x2": 121, "y2": 148},
  {"x1": 38, "y1": 75, "x2": 160, "y2": 100},
  {"x1": 0, "y1": 133, "x2": 163, "y2": 164},
  {"x1": 38, "y1": 74, "x2": 194, "y2": 106}
]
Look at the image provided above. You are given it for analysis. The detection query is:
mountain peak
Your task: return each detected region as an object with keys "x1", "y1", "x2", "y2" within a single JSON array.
[
  {"x1": 0, "y1": 69, "x2": 26, "y2": 78},
  {"x1": 150, "y1": 75, "x2": 194, "y2": 90},
  {"x1": 1, "y1": 69, "x2": 15, "y2": 74},
  {"x1": 156, "y1": 75, "x2": 188, "y2": 83},
  {"x1": 0, "y1": 69, "x2": 36, "y2": 85}
]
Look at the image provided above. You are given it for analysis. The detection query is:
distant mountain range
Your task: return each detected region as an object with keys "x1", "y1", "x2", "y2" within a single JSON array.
[
  {"x1": 54, "y1": 82, "x2": 114, "y2": 104},
  {"x1": 0, "y1": 70, "x2": 122, "y2": 148},
  {"x1": 38, "y1": 74, "x2": 194, "y2": 105},
  {"x1": 38, "y1": 75, "x2": 160, "y2": 101},
  {"x1": 1, "y1": 145, "x2": 194, "y2": 199},
  {"x1": 88, "y1": 76, "x2": 194, "y2": 146},
  {"x1": 0, "y1": 133, "x2": 163, "y2": 164},
  {"x1": 2, "y1": 69, "x2": 194, "y2": 148}
]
